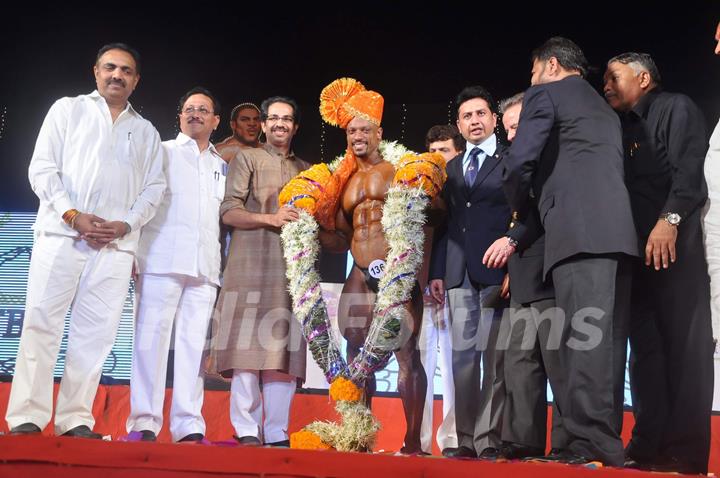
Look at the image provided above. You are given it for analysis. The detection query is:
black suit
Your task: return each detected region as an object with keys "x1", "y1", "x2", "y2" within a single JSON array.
[
  {"x1": 502, "y1": 204, "x2": 566, "y2": 451},
  {"x1": 429, "y1": 138, "x2": 510, "y2": 454},
  {"x1": 503, "y1": 75, "x2": 638, "y2": 466},
  {"x1": 620, "y1": 89, "x2": 713, "y2": 474}
]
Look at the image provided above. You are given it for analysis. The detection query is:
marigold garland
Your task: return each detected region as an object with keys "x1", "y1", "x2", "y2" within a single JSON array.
[
  {"x1": 280, "y1": 141, "x2": 446, "y2": 451},
  {"x1": 290, "y1": 430, "x2": 333, "y2": 450}
]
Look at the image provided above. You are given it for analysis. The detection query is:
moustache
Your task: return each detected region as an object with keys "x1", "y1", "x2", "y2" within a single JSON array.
[
  {"x1": 271, "y1": 126, "x2": 289, "y2": 133},
  {"x1": 188, "y1": 118, "x2": 204, "y2": 124},
  {"x1": 107, "y1": 79, "x2": 126, "y2": 87}
]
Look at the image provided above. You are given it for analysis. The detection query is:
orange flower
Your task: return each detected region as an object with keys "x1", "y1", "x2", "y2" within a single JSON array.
[
  {"x1": 290, "y1": 430, "x2": 333, "y2": 450},
  {"x1": 393, "y1": 152, "x2": 447, "y2": 198},
  {"x1": 278, "y1": 163, "x2": 333, "y2": 214},
  {"x1": 329, "y1": 377, "x2": 363, "y2": 403}
]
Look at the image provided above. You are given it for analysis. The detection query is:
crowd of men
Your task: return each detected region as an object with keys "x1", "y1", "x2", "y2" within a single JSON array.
[{"x1": 5, "y1": 26, "x2": 720, "y2": 474}]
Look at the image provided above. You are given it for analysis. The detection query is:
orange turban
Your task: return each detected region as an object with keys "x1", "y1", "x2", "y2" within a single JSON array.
[{"x1": 319, "y1": 78, "x2": 384, "y2": 129}]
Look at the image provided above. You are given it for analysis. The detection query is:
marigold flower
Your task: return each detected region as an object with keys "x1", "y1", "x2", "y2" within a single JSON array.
[
  {"x1": 290, "y1": 430, "x2": 333, "y2": 450},
  {"x1": 329, "y1": 376, "x2": 363, "y2": 402}
]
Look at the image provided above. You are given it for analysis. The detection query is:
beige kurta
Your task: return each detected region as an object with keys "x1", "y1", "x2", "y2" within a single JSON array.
[{"x1": 211, "y1": 144, "x2": 310, "y2": 379}]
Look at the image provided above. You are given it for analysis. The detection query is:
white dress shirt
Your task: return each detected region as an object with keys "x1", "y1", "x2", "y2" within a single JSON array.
[
  {"x1": 462, "y1": 134, "x2": 498, "y2": 175},
  {"x1": 137, "y1": 133, "x2": 226, "y2": 285},
  {"x1": 28, "y1": 90, "x2": 166, "y2": 253}
]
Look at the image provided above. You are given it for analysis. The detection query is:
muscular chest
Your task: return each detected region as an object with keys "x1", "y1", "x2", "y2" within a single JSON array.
[{"x1": 341, "y1": 162, "x2": 394, "y2": 213}]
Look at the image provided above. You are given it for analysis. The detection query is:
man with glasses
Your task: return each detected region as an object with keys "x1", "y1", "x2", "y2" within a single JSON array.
[
  {"x1": 216, "y1": 102, "x2": 263, "y2": 163},
  {"x1": 211, "y1": 97, "x2": 309, "y2": 446},
  {"x1": 126, "y1": 87, "x2": 224, "y2": 443},
  {"x1": 6, "y1": 43, "x2": 165, "y2": 438}
]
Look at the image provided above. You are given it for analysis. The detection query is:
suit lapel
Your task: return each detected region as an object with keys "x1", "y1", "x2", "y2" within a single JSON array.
[{"x1": 469, "y1": 142, "x2": 504, "y2": 193}]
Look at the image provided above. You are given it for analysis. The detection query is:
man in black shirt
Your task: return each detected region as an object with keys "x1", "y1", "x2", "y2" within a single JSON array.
[{"x1": 604, "y1": 52, "x2": 714, "y2": 475}]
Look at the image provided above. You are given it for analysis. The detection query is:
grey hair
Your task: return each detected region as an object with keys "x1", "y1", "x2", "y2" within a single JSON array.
[
  {"x1": 499, "y1": 92, "x2": 525, "y2": 114},
  {"x1": 608, "y1": 52, "x2": 662, "y2": 86}
]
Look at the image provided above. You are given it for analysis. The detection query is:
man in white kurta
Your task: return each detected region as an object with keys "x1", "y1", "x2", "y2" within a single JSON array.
[
  {"x1": 6, "y1": 43, "x2": 165, "y2": 437},
  {"x1": 126, "y1": 87, "x2": 225, "y2": 442},
  {"x1": 703, "y1": 21, "x2": 720, "y2": 347}
]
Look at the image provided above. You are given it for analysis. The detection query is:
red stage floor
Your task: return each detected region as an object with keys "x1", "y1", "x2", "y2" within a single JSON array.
[{"x1": 0, "y1": 383, "x2": 718, "y2": 476}]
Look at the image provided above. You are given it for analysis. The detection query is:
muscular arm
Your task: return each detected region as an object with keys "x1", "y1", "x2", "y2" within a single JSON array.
[{"x1": 319, "y1": 206, "x2": 351, "y2": 253}]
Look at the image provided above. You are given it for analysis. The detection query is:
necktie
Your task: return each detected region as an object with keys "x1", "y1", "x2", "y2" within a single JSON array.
[{"x1": 464, "y1": 147, "x2": 481, "y2": 188}]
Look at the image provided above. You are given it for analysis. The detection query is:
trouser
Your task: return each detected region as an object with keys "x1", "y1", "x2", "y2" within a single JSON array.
[
  {"x1": 627, "y1": 232, "x2": 714, "y2": 473},
  {"x1": 501, "y1": 297, "x2": 567, "y2": 450},
  {"x1": 551, "y1": 254, "x2": 630, "y2": 467},
  {"x1": 6, "y1": 232, "x2": 133, "y2": 434},
  {"x1": 230, "y1": 369, "x2": 296, "y2": 443},
  {"x1": 418, "y1": 293, "x2": 457, "y2": 453},
  {"x1": 126, "y1": 273, "x2": 217, "y2": 441},
  {"x1": 446, "y1": 272, "x2": 506, "y2": 454}
]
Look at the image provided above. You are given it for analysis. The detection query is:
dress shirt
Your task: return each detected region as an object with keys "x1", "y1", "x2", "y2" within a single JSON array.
[
  {"x1": 137, "y1": 133, "x2": 226, "y2": 285},
  {"x1": 462, "y1": 134, "x2": 497, "y2": 175},
  {"x1": 28, "y1": 90, "x2": 165, "y2": 253},
  {"x1": 705, "y1": 120, "x2": 720, "y2": 202}
]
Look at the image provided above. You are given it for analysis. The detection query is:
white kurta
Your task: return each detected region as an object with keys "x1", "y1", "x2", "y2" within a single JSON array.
[
  {"x1": 6, "y1": 91, "x2": 165, "y2": 434},
  {"x1": 127, "y1": 133, "x2": 224, "y2": 440},
  {"x1": 703, "y1": 120, "x2": 720, "y2": 343}
]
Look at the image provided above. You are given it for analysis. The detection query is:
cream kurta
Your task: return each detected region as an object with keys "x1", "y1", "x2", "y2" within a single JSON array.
[{"x1": 211, "y1": 144, "x2": 309, "y2": 379}]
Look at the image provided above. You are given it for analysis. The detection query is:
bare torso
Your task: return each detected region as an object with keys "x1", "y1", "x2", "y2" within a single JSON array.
[
  {"x1": 216, "y1": 136, "x2": 259, "y2": 163},
  {"x1": 340, "y1": 159, "x2": 395, "y2": 268}
]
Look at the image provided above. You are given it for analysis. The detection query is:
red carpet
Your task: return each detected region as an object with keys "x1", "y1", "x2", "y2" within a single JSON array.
[{"x1": 0, "y1": 382, "x2": 718, "y2": 476}]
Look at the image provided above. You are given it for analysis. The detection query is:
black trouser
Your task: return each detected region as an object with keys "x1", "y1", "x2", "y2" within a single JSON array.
[
  {"x1": 551, "y1": 253, "x2": 631, "y2": 467},
  {"x1": 627, "y1": 224, "x2": 714, "y2": 473},
  {"x1": 502, "y1": 297, "x2": 567, "y2": 451}
]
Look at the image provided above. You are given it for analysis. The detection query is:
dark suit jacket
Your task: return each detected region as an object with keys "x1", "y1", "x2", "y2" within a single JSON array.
[
  {"x1": 503, "y1": 75, "x2": 638, "y2": 278},
  {"x1": 430, "y1": 140, "x2": 510, "y2": 288},
  {"x1": 506, "y1": 204, "x2": 555, "y2": 305}
]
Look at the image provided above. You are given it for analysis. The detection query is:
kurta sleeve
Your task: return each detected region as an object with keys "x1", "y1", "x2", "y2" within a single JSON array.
[
  {"x1": 220, "y1": 150, "x2": 255, "y2": 217},
  {"x1": 124, "y1": 128, "x2": 167, "y2": 232}
]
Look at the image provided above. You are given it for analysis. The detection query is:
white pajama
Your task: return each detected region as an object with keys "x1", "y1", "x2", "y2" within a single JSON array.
[
  {"x1": 230, "y1": 369, "x2": 296, "y2": 443},
  {"x1": 703, "y1": 121, "x2": 720, "y2": 343},
  {"x1": 418, "y1": 295, "x2": 458, "y2": 453},
  {"x1": 6, "y1": 232, "x2": 134, "y2": 433},
  {"x1": 126, "y1": 273, "x2": 217, "y2": 441}
]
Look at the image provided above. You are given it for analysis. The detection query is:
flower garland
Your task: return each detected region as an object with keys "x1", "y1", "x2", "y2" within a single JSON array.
[{"x1": 280, "y1": 141, "x2": 446, "y2": 451}]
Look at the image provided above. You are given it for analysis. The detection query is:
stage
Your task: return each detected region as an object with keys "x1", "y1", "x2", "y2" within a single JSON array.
[{"x1": 0, "y1": 383, "x2": 718, "y2": 476}]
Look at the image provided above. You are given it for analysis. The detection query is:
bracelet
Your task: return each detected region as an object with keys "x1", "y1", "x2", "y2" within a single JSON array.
[
  {"x1": 62, "y1": 209, "x2": 80, "y2": 227},
  {"x1": 506, "y1": 236, "x2": 519, "y2": 248}
]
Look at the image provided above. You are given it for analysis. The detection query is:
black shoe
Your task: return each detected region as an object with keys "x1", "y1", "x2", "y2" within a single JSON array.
[
  {"x1": 234, "y1": 435, "x2": 262, "y2": 446},
  {"x1": 62, "y1": 425, "x2": 102, "y2": 439},
  {"x1": 265, "y1": 439, "x2": 290, "y2": 447},
  {"x1": 648, "y1": 456, "x2": 705, "y2": 475},
  {"x1": 528, "y1": 448, "x2": 566, "y2": 462},
  {"x1": 178, "y1": 433, "x2": 204, "y2": 443},
  {"x1": 558, "y1": 452, "x2": 592, "y2": 465},
  {"x1": 478, "y1": 447, "x2": 502, "y2": 460},
  {"x1": 500, "y1": 443, "x2": 545, "y2": 460},
  {"x1": 139, "y1": 430, "x2": 157, "y2": 442},
  {"x1": 10, "y1": 422, "x2": 42, "y2": 435},
  {"x1": 442, "y1": 446, "x2": 476, "y2": 458}
]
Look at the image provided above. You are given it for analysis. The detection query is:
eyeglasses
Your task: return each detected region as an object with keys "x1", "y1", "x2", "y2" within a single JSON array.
[
  {"x1": 265, "y1": 115, "x2": 295, "y2": 124},
  {"x1": 182, "y1": 106, "x2": 214, "y2": 116}
]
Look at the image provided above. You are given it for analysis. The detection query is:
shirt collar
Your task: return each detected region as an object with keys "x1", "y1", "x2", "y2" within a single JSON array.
[
  {"x1": 89, "y1": 89, "x2": 138, "y2": 117},
  {"x1": 263, "y1": 142, "x2": 296, "y2": 160},
  {"x1": 631, "y1": 87, "x2": 662, "y2": 119},
  {"x1": 464, "y1": 134, "x2": 497, "y2": 163},
  {"x1": 176, "y1": 132, "x2": 221, "y2": 157}
]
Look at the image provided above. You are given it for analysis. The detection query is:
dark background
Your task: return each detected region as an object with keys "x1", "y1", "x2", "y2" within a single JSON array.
[{"x1": 1, "y1": 2, "x2": 718, "y2": 212}]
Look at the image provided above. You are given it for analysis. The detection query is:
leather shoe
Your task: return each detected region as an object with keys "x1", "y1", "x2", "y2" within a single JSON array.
[
  {"x1": 265, "y1": 439, "x2": 290, "y2": 447},
  {"x1": 10, "y1": 422, "x2": 42, "y2": 435},
  {"x1": 528, "y1": 448, "x2": 566, "y2": 462},
  {"x1": 499, "y1": 443, "x2": 545, "y2": 460},
  {"x1": 139, "y1": 430, "x2": 157, "y2": 442},
  {"x1": 62, "y1": 425, "x2": 102, "y2": 439},
  {"x1": 442, "y1": 446, "x2": 476, "y2": 458},
  {"x1": 557, "y1": 452, "x2": 592, "y2": 465},
  {"x1": 234, "y1": 435, "x2": 262, "y2": 446},
  {"x1": 478, "y1": 447, "x2": 502, "y2": 460},
  {"x1": 178, "y1": 433, "x2": 204, "y2": 443},
  {"x1": 648, "y1": 456, "x2": 704, "y2": 475}
]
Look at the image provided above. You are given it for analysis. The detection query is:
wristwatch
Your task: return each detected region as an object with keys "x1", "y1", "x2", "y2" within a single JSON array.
[
  {"x1": 660, "y1": 212, "x2": 681, "y2": 226},
  {"x1": 506, "y1": 236, "x2": 519, "y2": 248}
]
